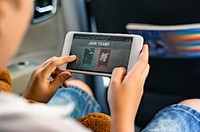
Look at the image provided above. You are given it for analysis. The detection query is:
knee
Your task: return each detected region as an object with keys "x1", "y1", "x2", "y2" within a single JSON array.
[
  {"x1": 179, "y1": 99, "x2": 200, "y2": 112},
  {"x1": 67, "y1": 80, "x2": 94, "y2": 96}
]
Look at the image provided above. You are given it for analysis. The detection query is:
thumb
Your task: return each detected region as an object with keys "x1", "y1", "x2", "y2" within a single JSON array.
[
  {"x1": 50, "y1": 72, "x2": 72, "y2": 92},
  {"x1": 110, "y1": 67, "x2": 126, "y2": 88}
]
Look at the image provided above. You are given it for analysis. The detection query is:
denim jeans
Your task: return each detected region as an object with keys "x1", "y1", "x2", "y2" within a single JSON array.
[
  {"x1": 48, "y1": 85, "x2": 101, "y2": 119},
  {"x1": 142, "y1": 104, "x2": 200, "y2": 132},
  {"x1": 48, "y1": 86, "x2": 200, "y2": 131}
]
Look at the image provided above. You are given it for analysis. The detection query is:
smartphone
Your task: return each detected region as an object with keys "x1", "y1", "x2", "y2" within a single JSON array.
[{"x1": 60, "y1": 31, "x2": 143, "y2": 77}]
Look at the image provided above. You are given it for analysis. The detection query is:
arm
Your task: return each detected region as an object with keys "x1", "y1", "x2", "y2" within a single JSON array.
[
  {"x1": 108, "y1": 44, "x2": 150, "y2": 132},
  {"x1": 23, "y1": 55, "x2": 76, "y2": 103}
]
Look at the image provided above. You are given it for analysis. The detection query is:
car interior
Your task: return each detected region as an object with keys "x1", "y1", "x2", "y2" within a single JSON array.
[{"x1": 9, "y1": 0, "x2": 200, "y2": 131}]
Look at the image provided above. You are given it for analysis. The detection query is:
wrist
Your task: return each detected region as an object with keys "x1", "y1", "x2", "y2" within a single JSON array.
[
  {"x1": 111, "y1": 114, "x2": 135, "y2": 132},
  {"x1": 110, "y1": 110, "x2": 136, "y2": 124},
  {"x1": 111, "y1": 117, "x2": 134, "y2": 132}
]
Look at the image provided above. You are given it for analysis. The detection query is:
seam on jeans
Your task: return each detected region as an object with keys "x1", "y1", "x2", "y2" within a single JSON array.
[{"x1": 162, "y1": 106, "x2": 200, "y2": 122}]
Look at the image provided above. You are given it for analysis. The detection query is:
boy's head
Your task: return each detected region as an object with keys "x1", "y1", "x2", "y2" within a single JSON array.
[{"x1": 0, "y1": 0, "x2": 33, "y2": 68}]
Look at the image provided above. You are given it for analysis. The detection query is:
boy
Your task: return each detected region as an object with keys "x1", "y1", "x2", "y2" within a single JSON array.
[
  {"x1": 2, "y1": 0, "x2": 200, "y2": 132},
  {"x1": 0, "y1": 0, "x2": 149, "y2": 131}
]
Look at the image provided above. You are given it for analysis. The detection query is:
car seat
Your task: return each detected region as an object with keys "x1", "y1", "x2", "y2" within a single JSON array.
[{"x1": 86, "y1": 0, "x2": 200, "y2": 127}]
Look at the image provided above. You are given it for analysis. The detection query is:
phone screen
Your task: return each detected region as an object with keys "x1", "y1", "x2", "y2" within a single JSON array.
[{"x1": 67, "y1": 34, "x2": 133, "y2": 74}]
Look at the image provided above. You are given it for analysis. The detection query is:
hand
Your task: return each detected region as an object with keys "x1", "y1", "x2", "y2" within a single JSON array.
[
  {"x1": 108, "y1": 44, "x2": 150, "y2": 132},
  {"x1": 23, "y1": 55, "x2": 76, "y2": 103}
]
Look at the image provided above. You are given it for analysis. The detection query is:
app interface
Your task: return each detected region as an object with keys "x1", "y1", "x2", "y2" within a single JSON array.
[{"x1": 67, "y1": 34, "x2": 133, "y2": 74}]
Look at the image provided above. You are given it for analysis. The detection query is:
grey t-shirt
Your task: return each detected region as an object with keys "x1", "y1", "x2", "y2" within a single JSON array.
[{"x1": 0, "y1": 92, "x2": 90, "y2": 132}]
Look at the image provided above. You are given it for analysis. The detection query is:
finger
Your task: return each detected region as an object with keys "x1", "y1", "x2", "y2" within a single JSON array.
[
  {"x1": 63, "y1": 82, "x2": 69, "y2": 87},
  {"x1": 141, "y1": 64, "x2": 150, "y2": 84},
  {"x1": 34, "y1": 56, "x2": 64, "y2": 75},
  {"x1": 43, "y1": 56, "x2": 57, "y2": 65},
  {"x1": 51, "y1": 69, "x2": 72, "y2": 88},
  {"x1": 140, "y1": 44, "x2": 149, "y2": 63},
  {"x1": 38, "y1": 56, "x2": 58, "y2": 68},
  {"x1": 49, "y1": 72, "x2": 72, "y2": 92},
  {"x1": 128, "y1": 44, "x2": 149, "y2": 77},
  {"x1": 51, "y1": 67, "x2": 63, "y2": 79},
  {"x1": 42, "y1": 55, "x2": 76, "y2": 78},
  {"x1": 110, "y1": 67, "x2": 126, "y2": 87}
]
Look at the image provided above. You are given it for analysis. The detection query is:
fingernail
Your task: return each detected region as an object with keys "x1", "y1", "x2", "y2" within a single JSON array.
[
  {"x1": 69, "y1": 55, "x2": 76, "y2": 58},
  {"x1": 64, "y1": 74, "x2": 68, "y2": 79},
  {"x1": 64, "y1": 72, "x2": 72, "y2": 79}
]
